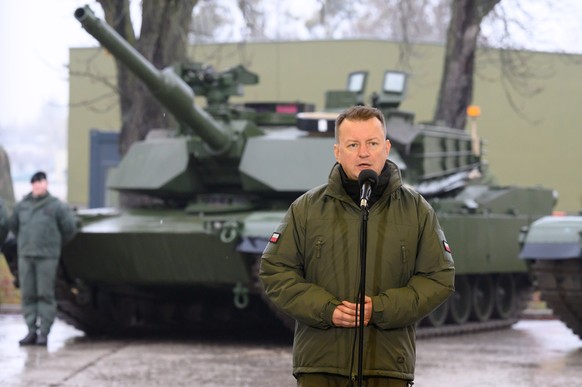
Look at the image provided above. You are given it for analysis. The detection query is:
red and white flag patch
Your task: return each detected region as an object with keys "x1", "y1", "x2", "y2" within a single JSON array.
[
  {"x1": 443, "y1": 240, "x2": 452, "y2": 253},
  {"x1": 269, "y1": 232, "x2": 281, "y2": 244}
]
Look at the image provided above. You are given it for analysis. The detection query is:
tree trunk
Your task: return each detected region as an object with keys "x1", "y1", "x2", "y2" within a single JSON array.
[
  {"x1": 97, "y1": 0, "x2": 198, "y2": 207},
  {"x1": 433, "y1": 0, "x2": 501, "y2": 129}
]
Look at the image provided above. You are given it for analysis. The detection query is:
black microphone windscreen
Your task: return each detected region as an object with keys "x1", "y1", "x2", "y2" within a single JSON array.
[{"x1": 358, "y1": 169, "x2": 379, "y2": 188}]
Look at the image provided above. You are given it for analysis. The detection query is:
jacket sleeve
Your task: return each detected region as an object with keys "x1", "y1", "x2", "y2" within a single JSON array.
[
  {"x1": 371, "y1": 197, "x2": 455, "y2": 329},
  {"x1": 57, "y1": 202, "x2": 78, "y2": 245},
  {"x1": 259, "y1": 197, "x2": 341, "y2": 329}
]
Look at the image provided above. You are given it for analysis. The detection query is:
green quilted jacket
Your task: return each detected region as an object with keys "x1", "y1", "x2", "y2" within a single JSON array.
[{"x1": 260, "y1": 161, "x2": 455, "y2": 381}]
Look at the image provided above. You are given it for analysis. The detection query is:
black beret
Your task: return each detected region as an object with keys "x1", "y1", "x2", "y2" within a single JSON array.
[{"x1": 30, "y1": 171, "x2": 47, "y2": 183}]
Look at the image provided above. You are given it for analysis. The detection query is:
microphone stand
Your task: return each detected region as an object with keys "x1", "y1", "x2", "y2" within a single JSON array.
[{"x1": 357, "y1": 202, "x2": 369, "y2": 387}]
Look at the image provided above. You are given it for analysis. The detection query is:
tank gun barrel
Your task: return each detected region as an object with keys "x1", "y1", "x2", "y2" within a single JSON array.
[{"x1": 74, "y1": 5, "x2": 231, "y2": 153}]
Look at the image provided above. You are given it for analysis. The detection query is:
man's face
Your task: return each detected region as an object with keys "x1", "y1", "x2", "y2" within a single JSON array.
[
  {"x1": 333, "y1": 117, "x2": 391, "y2": 181},
  {"x1": 31, "y1": 179, "x2": 48, "y2": 197}
]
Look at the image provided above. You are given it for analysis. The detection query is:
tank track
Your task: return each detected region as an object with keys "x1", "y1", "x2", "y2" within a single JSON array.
[
  {"x1": 416, "y1": 273, "x2": 532, "y2": 339},
  {"x1": 56, "y1": 260, "x2": 292, "y2": 337},
  {"x1": 416, "y1": 318, "x2": 519, "y2": 338},
  {"x1": 55, "y1": 264, "x2": 133, "y2": 336},
  {"x1": 529, "y1": 259, "x2": 582, "y2": 339},
  {"x1": 56, "y1": 256, "x2": 533, "y2": 339}
]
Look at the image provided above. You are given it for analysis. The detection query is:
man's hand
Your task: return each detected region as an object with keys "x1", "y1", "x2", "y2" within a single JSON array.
[{"x1": 332, "y1": 296, "x2": 372, "y2": 327}]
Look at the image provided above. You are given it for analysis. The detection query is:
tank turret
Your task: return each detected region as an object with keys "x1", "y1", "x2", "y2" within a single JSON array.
[
  {"x1": 75, "y1": 6, "x2": 235, "y2": 152},
  {"x1": 75, "y1": 5, "x2": 329, "y2": 201},
  {"x1": 75, "y1": 5, "x2": 482, "y2": 203}
]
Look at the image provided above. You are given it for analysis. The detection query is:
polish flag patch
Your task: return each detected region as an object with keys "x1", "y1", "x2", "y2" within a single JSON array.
[
  {"x1": 269, "y1": 232, "x2": 281, "y2": 244},
  {"x1": 443, "y1": 240, "x2": 452, "y2": 253}
]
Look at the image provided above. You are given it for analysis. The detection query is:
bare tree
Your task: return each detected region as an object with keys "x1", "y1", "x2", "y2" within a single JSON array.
[
  {"x1": 237, "y1": 0, "x2": 267, "y2": 40},
  {"x1": 97, "y1": 0, "x2": 199, "y2": 156},
  {"x1": 96, "y1": 0, "x2": 198, "y2": 207},
  {"x1": 433, "y1": 0, "x2": 501, "y2": 129},
  {"x1": 475, "y1": 1, "x2": 561, "y2": 124}
]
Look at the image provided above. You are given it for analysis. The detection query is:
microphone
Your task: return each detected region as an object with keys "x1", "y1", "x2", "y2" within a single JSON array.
[{"x1": 358, "y1": 169, "x2": 379, "y2": 209}]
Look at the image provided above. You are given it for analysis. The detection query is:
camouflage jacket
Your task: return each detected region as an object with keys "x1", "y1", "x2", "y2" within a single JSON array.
[
  {"x1": 9, "y1": 192, "x2": 77, "y2": 258},
  {"x1": 260, "y1": 161, "x2": 455, "y2": 381}
]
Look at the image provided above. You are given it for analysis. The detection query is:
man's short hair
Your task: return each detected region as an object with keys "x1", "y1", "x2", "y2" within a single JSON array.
[
  {"x1": 334, "y1": 105, "x2": 386, "y2": 142},
  {"x1": 30, "y1": 171, "x2": 47, "y2": 183}
]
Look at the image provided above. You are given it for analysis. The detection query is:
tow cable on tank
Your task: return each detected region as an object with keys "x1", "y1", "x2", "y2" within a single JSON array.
[
  {"x1": 233, "y1": 282, "x2": 249, "y2": 309},
  {"x1": 220, "y1": 220, "x2": 241, "y2": 243}
]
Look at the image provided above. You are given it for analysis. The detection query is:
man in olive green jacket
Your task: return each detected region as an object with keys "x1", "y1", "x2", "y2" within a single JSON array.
[
  {"x1": 10, "y1": 171, "x2": 77, "y2": 346},
  {"x1": 260, "y1": 106, "x2": 455, "y2": 386}
]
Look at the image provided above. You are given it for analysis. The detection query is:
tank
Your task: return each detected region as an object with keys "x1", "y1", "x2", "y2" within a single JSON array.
[
  {"x1": 59, "y1": 5, "x2": 556, "y2": 337},
  {"x1": 0, "y1": 145, "x2": 18, "y2": 289},
  {"x1": 0, "y1": 146, "x2": 15, "y2": 210},
  {"x1": 519, "y1": 215, "x2": 582, "y2": 339}
]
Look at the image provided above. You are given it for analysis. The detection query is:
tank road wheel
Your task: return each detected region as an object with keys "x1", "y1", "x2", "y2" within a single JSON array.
[
  {"x1": 470, "y1": 275, "x2": 495, "y2": 322},
  {"x1": 423, "y1": 299, "x2": 449, "y2": 327},
  {"x1": 112, "y1": 297, "x2": 139, "y2": 327},
  {"x1": 447, "y1": 275, "x2": 472, "y2": 324},
  {"x1": 55, "y1": 265, "x2": 121, "y2": 335},
  {"x1": 493, "y1": 274, "x2": 516, "y2": 319}
]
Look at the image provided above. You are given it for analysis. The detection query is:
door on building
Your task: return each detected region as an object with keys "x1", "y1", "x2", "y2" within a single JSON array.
[{"x1": 89, "y1": 130, "x2": 120, "y2": 208}]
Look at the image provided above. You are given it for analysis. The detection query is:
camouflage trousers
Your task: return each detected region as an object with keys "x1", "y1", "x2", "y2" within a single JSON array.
[{"x1": 18, "y1": 256, "x2": 59, "y2": 335}]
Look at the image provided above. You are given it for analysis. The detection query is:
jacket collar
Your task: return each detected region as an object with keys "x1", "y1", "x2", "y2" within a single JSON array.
[
  {"x1": 325, "y1": 160, "x2": 403, "y2": 205},
  {"x1": 24, "y1": 192, "x2": 56, "y2": 208}
]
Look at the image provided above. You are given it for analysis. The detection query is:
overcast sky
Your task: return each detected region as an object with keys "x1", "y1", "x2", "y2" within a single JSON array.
[
  {"x1": 0, "y1": 1, "x2": 100, "y2": 127},
  {"x1": 1, "y1": 0, "x2": 582, "y2": 129}
]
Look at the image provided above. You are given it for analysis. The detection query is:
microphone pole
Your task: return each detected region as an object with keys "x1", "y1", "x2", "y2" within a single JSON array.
[
  {"x1": 357, "y1": 201, "x2": 369, "y2": 387},
  {"x1": 356, "y1": 169, "x2": 377, "y2": 387}
]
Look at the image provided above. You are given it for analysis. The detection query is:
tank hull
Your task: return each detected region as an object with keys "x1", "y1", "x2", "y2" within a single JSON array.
[
  {"x1": 439, "y1": 215, "x2": 529, "y2": 274},
  {"x1": 58, "y1": 208, "x2": 281, "y2": 335},
  {"x1": 61, "y1": 210, "x2": 252, "y2": 286}
]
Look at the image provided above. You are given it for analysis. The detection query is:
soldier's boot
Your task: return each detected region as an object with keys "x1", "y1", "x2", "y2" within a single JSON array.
[
  {"x1": 36, "y1": 332, "x2": 48, "y2": 346},
  {"x1": 18, "y1": 331, "x2": 38, "y2": 346}
]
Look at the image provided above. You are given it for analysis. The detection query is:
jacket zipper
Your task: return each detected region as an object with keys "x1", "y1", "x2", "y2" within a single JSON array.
[
  {"x1": 315, "y1": 239, "x2": 324, "y2": 259},
  {"x1": 400, "y1": 240, "x2": 408, "y2": 284}
]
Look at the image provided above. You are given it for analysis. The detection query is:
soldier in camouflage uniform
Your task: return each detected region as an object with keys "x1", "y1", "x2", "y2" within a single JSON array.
[{"x1": 9, "y1": 171, "x2": 77, "y2": 346}]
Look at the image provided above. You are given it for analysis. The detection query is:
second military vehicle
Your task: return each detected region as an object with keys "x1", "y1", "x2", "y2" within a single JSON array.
[
  {"x1": 57, "y1": 5, "x2": 556, "y2": 337},
  {"x1": 519, "y1": 215, "x2": 582, "y2": 339}
]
